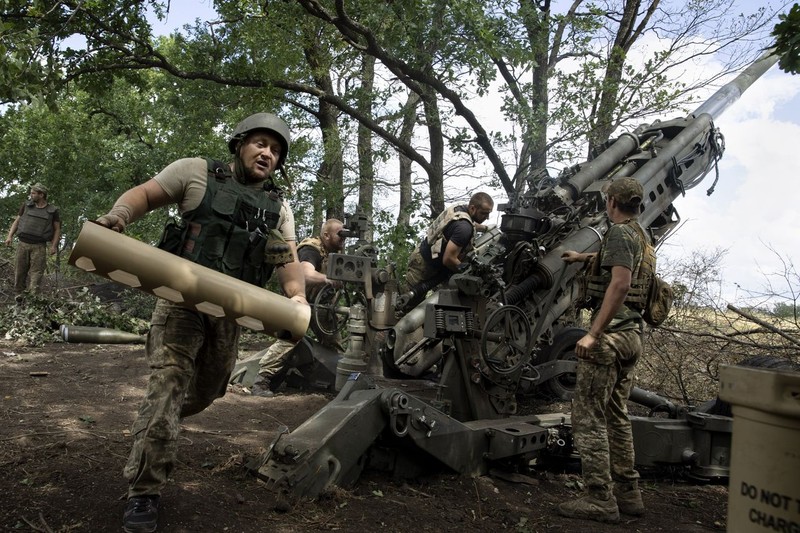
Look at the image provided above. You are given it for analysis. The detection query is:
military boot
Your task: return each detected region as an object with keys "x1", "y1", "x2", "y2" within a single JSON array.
[
  {"x1": 557, "y1": 494, "x2": 619, "y2": 523},
  {"x1": 250, "y1": 380, "x2": 274, "y2": 397},
  {"x1": 123, "y1": 495, "x2": 159, "y2": 533},
  {"x1": 614, "y1": 481, "x2": 645, "y2": 516}
]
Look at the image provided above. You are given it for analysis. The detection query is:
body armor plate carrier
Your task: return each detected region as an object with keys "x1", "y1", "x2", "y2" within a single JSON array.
[
  {"x1": 17, "y1": 203, "x2": 58, "y2": 242},
  {"x1": 157, "y1": 158, "x2": 284, "y2": 287},
  {"x1": 426, "y1": 205, "x2": 474, "y2": 260},
  {"x1": 582, "y1": 220, "x2": 654, "y2": 310}
]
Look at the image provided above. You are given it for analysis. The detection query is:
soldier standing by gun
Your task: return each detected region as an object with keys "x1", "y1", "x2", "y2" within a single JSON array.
[
  {"x1": 94, "y1": 113, "x2": 307, "y2": 533},
  {"x1": 252, "y1": 218, "x2": 347, "y2": 396},
  {"x1": 4, "y1": 183, "x2": 61, "y2": 298},
  {"x1": 557, "y1": 177, "x2": 648, "y2": 523},
  {"x1": 398, "y1": 192, "x2": 494, "y2": 313}
]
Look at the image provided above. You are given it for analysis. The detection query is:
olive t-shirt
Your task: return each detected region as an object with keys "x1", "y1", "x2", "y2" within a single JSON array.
[{"x1": 595, "y1": 222, "x2": 644, "y2": 331}]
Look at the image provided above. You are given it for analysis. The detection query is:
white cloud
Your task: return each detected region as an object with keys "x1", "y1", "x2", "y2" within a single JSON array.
[{"x1": 661, "y1": 67, "x2": 800, "y2": 303}]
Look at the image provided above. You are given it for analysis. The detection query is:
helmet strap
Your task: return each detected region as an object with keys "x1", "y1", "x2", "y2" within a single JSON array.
[{"x1": 232, "y1": 152, "x2": 248, "y2": 184}]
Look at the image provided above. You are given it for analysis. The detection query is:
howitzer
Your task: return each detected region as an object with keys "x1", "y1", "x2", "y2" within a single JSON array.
[{"x1": 251, "y1": 52, "x2": 778, "y2": 498}]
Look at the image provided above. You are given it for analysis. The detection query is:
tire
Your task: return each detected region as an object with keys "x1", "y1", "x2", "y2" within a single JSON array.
[{"x1": 540, "y1": 327, "x2": 586, "y2": 400}]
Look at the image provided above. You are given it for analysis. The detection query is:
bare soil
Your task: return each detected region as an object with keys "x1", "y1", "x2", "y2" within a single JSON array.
[{"x1": 0, "y1": 339, "x2": 728, "y2": 532}]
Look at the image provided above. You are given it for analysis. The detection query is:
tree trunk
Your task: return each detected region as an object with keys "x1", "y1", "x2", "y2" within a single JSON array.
[
  {"x1": 304, "y1": 40, "x2": 345, "y2": 226},
  {"x1": 422, "y1": 87, "x2": 445, "y2": 217},
  {"x1": 398, "y1": 92, "x2": 420, "y2": 227},
  {"x1": 588, "y1": 0, "x2": 659, "y2": 154},
  {"x1": 524, "y1": 0, "x2": 551, "y2": 174},
  {"x1": 357, "y1": 54, "x2": 375, "y2": 242}
]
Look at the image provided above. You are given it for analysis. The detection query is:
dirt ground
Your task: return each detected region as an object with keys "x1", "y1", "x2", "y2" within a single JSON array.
[{"x1": 0, "y1": 339, "x2": 729, "y2": 533}]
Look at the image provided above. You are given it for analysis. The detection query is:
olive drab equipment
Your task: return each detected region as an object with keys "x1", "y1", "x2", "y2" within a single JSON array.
[
  {"x1": 642, "y1": 272, "x2": 673, "y2": 326},
  {"x1": 581, "y1": 220, "x2": 673, "y2": 326},
  {"x1": 425, "y1": 205, "x2": 475, "y2": 260},
  {"x1": 157, "y1": 158, "x2": 288, "y2": 287},
  {"x1": 628, "y1": 222, "x2": 674, "y2": 327}
]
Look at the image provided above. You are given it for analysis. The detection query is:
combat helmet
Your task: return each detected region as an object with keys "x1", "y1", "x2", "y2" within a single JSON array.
[{"x1": 228, "y1": 113, "x2": 291, "y2": 169}]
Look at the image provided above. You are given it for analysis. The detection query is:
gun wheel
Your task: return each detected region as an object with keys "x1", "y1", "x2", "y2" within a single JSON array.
[
  {"x1": 540, "y1": 327, "x2": 585, "y2": 400},
  {"x1": 312, "y1": 285, "x2": 351, "y2": 336},
  {"x1": 480, "y1": 305, "x2": 531, "y2": 375}
]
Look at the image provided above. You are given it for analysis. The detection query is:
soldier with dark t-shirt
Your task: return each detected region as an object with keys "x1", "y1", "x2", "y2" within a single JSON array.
[{"x1": 399, "y1": 192, "x2": 493, "y2": 313}]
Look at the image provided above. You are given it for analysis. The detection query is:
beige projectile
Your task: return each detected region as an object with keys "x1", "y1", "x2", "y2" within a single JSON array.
[{"x1": 68, "y1": 222, "x2": 310, "y2": 341}]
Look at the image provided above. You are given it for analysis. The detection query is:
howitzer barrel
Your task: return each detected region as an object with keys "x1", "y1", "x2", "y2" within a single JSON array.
[
  {"x1": 68, "y1": 222, "x2": 310, "y2": 341},
  {"x1": 564, "y1": 51, "x2": 778, "y2": 222},
  {"x1": 561, "y1": 133, "x2": 640, "y2": 201},
  {"x1": 60, "y1": 324, "x2": 146, "y2": 344},
  {"x1": 505, "y1": 224, "x2": 604, "y2": 305},
  {"x1": 629, "y1": 386, "x2": 677, "y2": 417},
  {"x1": 633, "y1": 114, "x2": 717, "y2": 227},
  {"x1": 692, "y1": 51, "x2": 778, "y2": 119}
]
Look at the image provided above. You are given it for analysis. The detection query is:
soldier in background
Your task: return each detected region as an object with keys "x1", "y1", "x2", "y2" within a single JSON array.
[
  {"x1": 253, "y1": 218, "x2": 347, "y2": 396},
  {"x1": 4, "y1": 183, "x2": 61, "y2": 296},
  {"x1": 398, "y1": 192, "x2": 493, "y2": 313},
  {"x1": 557, "y1": 177, "x2": 649, "y2": 523}
]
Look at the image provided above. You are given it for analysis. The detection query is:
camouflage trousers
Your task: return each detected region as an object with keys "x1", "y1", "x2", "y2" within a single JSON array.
[
  {"x1": 572, "y1": 328, "x2": 642, "y2": 500},
  {"x1": 14, "y1": 241, "x2": 47, "y2": 294},
  {"x1": 404, "y1": 250, "x2": 437, "y2": 289},
  {"x1": 124, "y1": 299, "x2": 240, "y2": 498},
  {"x1": 400, "y1": 250, "x2": 449, "y2": 310},
  {"x1": 258, "y1": 324, "x2": 343, "y2": 380}
]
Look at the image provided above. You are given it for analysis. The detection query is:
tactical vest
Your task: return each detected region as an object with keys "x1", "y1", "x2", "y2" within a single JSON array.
[
  {"x1": 17, "y1": 202, "x2": 57, "y2": 243},
  {"x1": 157, "y1": 158, "x2": 283, "y2": 287},
  {"x1": 298, "y1": 236, "x2": 329, "y2": 274},
  {"x1": 584, "y1": 219, "x2": 653, "y2": 309},
  {"x1": 426, "y1": 205, "x2": 474, "y2": 260}
]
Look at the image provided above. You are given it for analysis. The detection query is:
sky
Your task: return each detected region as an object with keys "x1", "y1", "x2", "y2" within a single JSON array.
[
  {"x1": 659, "y1": 63, "x2": 800, "y2": 306},
  {"x1": 150, "y1": 1, "x2": 799, "y2": 306}
]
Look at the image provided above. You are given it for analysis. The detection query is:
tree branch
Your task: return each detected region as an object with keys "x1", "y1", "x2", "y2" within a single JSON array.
[{"x1": 726, "y1": 304, "x2": 800, "y2": 347}]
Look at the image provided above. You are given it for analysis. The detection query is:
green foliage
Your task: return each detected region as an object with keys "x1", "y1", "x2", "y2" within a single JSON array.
[
  {"x1": 0, "y1": 289, "x2": 148, "y2": 347},
  {"x1": 371, "y1": 208, "x2": 421, "y2": 280},
  {"x1": 773, "y1": 3, "x2": 800, "y2": 75},
  {"x1": 0, "y1": 0, "x2": 782, "y2": 250},
  {"x1": 114, "y1": 289, "x2": 158, "y2": 321},
  {"x1": 770, "y1": 301, "x2": 798, "y2": 319},
  {"x1": 0, "y1": 72, "x2": 273, "y2": 246}
]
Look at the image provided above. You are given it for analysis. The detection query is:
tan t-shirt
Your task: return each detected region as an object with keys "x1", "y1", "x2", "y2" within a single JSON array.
[{"x1": 152, "y1": 157, "x2": 296, "y2": 242}]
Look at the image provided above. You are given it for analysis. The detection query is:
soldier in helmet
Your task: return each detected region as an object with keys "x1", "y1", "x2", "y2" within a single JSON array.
[
  {"x1": 95, "y1": 113, "x2": 307, "y2": 533},
  {"x1": 557, "y1": 177, "x2": 649, "y2": 523},
  {"x1": 4, "y1": 182, "x2": 61, "y2": 297}
]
